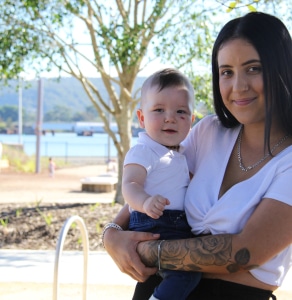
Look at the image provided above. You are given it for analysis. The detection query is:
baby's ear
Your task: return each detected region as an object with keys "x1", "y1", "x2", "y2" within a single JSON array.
[
  {"x1": 191, "y1": 114, "x2": 195, "y2": 124},
  {"x1": 136, "y1": 109, "x2": 145, "y2": 128}
]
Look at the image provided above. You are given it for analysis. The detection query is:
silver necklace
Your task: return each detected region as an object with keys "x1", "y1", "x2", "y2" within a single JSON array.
[{"x1": 237, "y1": 127, "x2": 289, "y2": 172}]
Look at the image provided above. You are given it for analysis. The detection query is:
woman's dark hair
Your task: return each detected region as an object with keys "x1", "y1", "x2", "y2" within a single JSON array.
[{"x1": 212, "y1": 12, "x2": 292, "y2": 149}]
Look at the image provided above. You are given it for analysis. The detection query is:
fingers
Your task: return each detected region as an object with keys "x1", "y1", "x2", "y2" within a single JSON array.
[
  {"x1": 117, "y1": 233, "x2": 159, "y2": 281},
  {"x1": 121, "y1": 254, "x2": 157, "y2": 282},
  {"x1": 144, "y1": 196, "x2": 170, "y2": 219},
  {"x1": 121, "y1": 232, "x2": 159, "y2": 281},
  {"x1": 105, "y1": 230, "x2": 159, "y2": 282},
  {"x1": 136, "y1": 231, "x2": 160, "y2": 241}
]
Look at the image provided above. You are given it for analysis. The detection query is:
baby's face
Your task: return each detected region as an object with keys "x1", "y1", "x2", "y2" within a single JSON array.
[{"x1": 137, "y1": 85, "x2": 194, "y2": 146}]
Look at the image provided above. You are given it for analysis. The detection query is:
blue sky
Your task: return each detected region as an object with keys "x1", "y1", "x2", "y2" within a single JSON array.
[{"x1": 20, "y1": 1, "x2": 292, "y2": 80}]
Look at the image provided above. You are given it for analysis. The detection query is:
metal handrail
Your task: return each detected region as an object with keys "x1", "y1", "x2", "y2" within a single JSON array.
[{"x1": 53, "y1": 215, "x2": 89, "y2": 300}]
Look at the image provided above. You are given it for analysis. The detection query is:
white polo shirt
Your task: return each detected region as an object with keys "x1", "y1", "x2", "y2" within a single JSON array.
[{"x1": 124, "y1": 132, "x2": 190, "y2": 211}]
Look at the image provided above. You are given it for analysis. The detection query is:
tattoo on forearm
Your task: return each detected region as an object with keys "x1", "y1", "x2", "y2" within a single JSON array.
[
  {"x1": 138, "y1": 241, "x2": 159, "y2": 267},
  {"x1": 138, "y1": 234, "x2": 258, "y2": 274},
  {"x1": 171, "y1": 235, "x2": 233, "y2": 271},
  {"x1": 227, "y1": 247, "x2": 258, "y2": 272},
  {"x1": 235, "y1": 248, "x2": 250, "y2": 265}
]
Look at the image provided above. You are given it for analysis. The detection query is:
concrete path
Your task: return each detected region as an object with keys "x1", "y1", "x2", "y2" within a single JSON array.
[
  {"x1": 0, "y1": 250, "x2": 136, "y2": 300},
  {"x1": 0, "y1": 164, "x2": 116, "y2": 204},
  {"x1": 0, "y1": 249, "x2": 291, "y2": 299}
]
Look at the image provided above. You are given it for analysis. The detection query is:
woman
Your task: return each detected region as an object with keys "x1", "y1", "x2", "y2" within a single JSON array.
[{"x1": 103, "y1": 12, "x2": 292, "y2": 299}]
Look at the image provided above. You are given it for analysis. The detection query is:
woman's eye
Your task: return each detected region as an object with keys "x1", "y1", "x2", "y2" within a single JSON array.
[
  {"x1": 220, "y1": 69, "x2": 232, "y2": 77},
  {"x1": 248, "y1": 66, "x2": 262, "y2": 73}
]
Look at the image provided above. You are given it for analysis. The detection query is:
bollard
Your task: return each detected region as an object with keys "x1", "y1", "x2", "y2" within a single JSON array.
[{"x1": 53, "y1": 215, "x2": 89, "y2": 300}]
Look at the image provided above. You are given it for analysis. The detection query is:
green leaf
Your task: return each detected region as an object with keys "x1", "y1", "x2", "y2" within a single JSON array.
[
  {"x1": 247, "y1": 5, "x2": 257, "y2": 12},
  {"x1": 226, "y1": 1, "x2": 237, "y2": 12}
]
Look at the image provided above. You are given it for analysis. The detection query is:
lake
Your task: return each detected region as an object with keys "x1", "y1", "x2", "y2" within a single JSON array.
[{"x1": 0, "y1": 132, "x2": 138, "y2": 159}]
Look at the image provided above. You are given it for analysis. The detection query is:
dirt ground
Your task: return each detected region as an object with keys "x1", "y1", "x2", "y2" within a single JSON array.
[
  {"x1": 0, "y1": 163, "x2": 122, "y2": 251},
  {"x1": 0, "y1": 202, "x2": 122, "y2": 251}
]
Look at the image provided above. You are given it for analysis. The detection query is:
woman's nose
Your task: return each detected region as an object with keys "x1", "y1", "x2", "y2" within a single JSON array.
[{"x1": 233, "y1": 74, "x2": 249, "y2": 92}]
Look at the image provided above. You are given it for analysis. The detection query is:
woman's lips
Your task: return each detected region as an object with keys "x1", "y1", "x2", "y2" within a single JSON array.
[{"x1": 233, "y1": 97, "x2": 255, "y2": 106}]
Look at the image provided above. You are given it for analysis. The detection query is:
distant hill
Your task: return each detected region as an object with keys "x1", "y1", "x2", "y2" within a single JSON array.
[{"x1": 0, "y1": 77, "x2": 146, "y2": 115}]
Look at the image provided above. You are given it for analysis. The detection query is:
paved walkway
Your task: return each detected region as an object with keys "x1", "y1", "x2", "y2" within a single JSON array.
[
  {"x1": 0, "y1": 250, "x2": 136, "y2": 300},
  {"x1": 0, "y1": 164, "x2": 116, "y2": 204},
  {"x1": 0, "y1": 248, "x2": 291, "y2": 299}
]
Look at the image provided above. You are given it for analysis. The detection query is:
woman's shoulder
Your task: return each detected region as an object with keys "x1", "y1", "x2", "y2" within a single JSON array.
[
  {"x1": 185, "y1": 114, "x2": 240, "y2": 153},
  {"x1": 195, "y1": 114, "x2": 222, "y2": 129},
  {"x1": 190, "y1": 114, "x2": 226, "y2": 138}
]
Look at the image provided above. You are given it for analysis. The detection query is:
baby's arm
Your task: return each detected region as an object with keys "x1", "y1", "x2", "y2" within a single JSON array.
[{"x1": 122, "y1": 164, "x2": 170, "y2": 219}]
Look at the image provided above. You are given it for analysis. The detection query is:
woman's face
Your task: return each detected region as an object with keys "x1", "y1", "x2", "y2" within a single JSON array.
[{"x1": 218, "y1": 38, "x2": 265, "y2": 126}]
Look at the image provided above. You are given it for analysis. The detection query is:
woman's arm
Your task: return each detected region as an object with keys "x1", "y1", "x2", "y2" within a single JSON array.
[
  {"x1": 103, "y1": 204, "x2": 160, "y2": 282},
  {"x1": 137, "y1": 198, "x2": 292, "y2": 274}
]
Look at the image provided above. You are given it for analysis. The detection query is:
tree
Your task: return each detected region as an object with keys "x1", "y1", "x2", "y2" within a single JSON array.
[
  {"x1": 0, "y1": 105, "x2": 18, "y2": 122},
  {"x1": 0, "y1": 0, "x2": 217, "y2": 203},
  {"x1": 0, "y1": 0, "x2": 290, "y2": 203},
  {"x1": 43, "y1": 105, "x2": 74, "y2": 122}
]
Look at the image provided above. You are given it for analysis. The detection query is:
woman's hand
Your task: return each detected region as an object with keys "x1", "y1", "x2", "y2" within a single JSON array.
[{"x1": 104, "y1": 227, "x2": 160, "y2": 282}]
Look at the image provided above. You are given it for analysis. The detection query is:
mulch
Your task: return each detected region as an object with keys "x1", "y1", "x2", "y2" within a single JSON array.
[{"x1": 0, "y1": 202, "x2": 122, "y2": 251}]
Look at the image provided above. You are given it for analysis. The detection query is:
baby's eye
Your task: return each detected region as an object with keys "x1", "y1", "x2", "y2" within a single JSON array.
[
  {"x1": 154, "y1": 108, "x2": 163, "y2": 112},
  {"x1": 177, "y1": 110, "x2": 187, "y2": 114}
]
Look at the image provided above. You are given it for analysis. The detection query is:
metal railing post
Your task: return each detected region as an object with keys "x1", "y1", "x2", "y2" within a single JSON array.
[{"x1": 53, "y1": 215, "x2": 89, "y2": 300}]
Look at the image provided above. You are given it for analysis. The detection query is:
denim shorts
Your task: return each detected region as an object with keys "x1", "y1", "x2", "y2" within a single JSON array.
[{"x1": 129, "y1": 209, "x2": 194, "y2": 240}]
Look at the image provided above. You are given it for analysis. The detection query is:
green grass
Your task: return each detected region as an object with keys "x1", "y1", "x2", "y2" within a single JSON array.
[{"x1": 2, "y1": 143, "x2": 70, "y2": 173}]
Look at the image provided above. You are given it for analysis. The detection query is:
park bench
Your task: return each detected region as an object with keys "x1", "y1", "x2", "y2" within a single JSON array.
[{"x1": 80, "y1": 174, "x2": 118, "y2": 193}]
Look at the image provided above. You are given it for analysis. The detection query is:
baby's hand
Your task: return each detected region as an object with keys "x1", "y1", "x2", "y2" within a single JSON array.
[{"x1": 143, "y1": 195, "x2": 170, "y2": 219}]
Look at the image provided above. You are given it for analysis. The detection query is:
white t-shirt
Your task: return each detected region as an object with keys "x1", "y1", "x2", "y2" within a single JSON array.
[
  {"x1": 182, "y1": 114, "x2": 292, "y2": 286},
  {"x1": 124, "y1": 132, "x2": 190, "y2": 211}
]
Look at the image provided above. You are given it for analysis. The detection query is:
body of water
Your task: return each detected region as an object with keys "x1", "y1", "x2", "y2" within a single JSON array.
[{"x1": 0, "y1": 132, "x2": 138, "y2": 159}]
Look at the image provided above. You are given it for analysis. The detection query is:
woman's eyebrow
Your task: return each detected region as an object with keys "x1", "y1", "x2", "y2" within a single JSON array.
[
  {"x1": 242, "y1": 59, "x2": 261, "y2": 66},
  {"x1": 219, "y1": 59, "x2": 261, "y2": 69}
]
